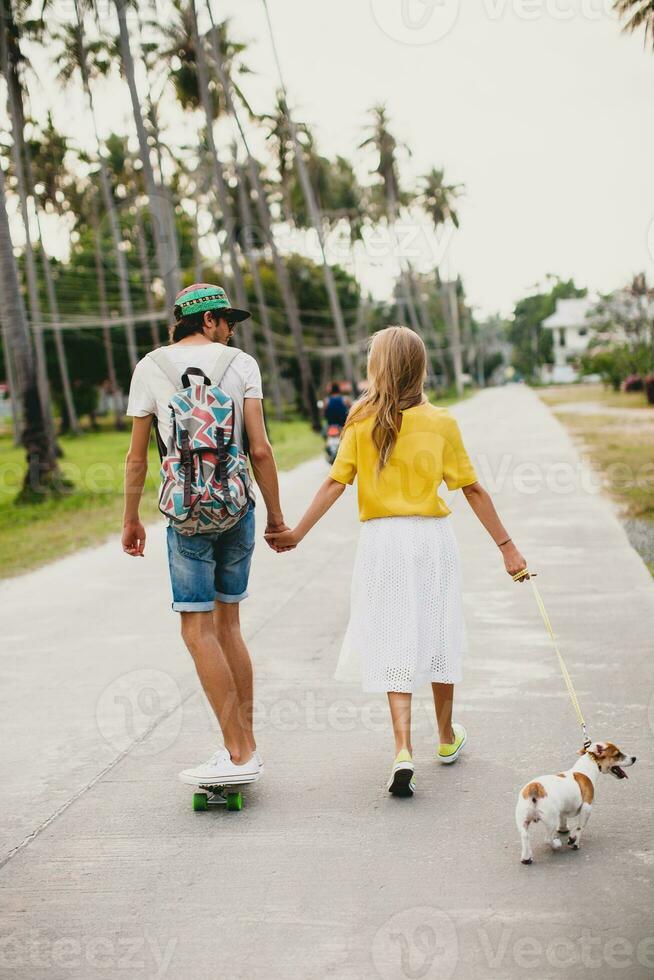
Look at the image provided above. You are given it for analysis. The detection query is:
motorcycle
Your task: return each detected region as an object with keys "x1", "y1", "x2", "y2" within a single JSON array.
[{"x1": 324, "y1": 424, "x2": 342, "y2": 464}]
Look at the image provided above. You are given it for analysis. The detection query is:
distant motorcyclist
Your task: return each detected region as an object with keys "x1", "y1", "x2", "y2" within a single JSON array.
[{"x1": 324, "y1": 383, "x2": 348, "y2": 427}]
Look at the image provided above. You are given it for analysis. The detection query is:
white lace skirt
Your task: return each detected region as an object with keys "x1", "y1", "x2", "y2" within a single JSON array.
[{"x1": 335, "y1": 515, "x2": 467, "y2": 693}]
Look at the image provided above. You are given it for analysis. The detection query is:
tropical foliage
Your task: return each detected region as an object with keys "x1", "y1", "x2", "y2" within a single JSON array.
[{"x1": 0, "y1": 0, "x2": 476, "y2": 499}]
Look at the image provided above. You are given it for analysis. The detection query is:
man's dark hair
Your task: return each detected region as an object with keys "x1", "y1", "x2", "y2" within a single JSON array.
[
  {"x1": 330, "y1": 382, "x2": 342, "y2": 395},
  {"x1": 169, "y1": 307, "x2": 233, "y2": 343}
]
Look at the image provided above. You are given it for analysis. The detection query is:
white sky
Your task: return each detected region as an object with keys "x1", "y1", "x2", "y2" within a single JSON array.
[{"x1": 16, "y1": 0, "x2": 654, "y2": 318}]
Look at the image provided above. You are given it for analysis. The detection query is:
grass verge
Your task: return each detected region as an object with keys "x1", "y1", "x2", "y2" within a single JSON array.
[
  {"x1": 538, "y1": 384, "x2": 654, "y2": 575},
  {"x1": 0, "y1": 417, "x2": 323, "y2": 579}
]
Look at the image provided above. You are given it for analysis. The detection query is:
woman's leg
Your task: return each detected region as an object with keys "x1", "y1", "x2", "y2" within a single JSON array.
[
  {"x1": 432, "y1": 683, "x2": 455, "y2": 744},
  {"x1": 387, "y1": 692, "x2": 413, "y2": 754}
]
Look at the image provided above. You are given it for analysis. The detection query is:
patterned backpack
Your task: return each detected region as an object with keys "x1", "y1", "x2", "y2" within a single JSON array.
[{"x1": 147, "y1": 346, "x2": 251, "y2": 536}]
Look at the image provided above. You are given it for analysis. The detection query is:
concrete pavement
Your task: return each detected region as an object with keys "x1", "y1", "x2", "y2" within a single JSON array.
[{"x1": 1, "y1": 384, "x2": 653, "y2": 980}]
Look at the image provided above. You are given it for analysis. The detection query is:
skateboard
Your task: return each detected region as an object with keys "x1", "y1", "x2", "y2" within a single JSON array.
[{"x1": 191, "y1": 774, "x2": 259, "y2": 813}]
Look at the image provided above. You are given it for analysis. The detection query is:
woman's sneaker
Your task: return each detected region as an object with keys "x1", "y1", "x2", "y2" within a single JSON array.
[
  {"x1": 179, "y1": 748, "x2": 260, "y2": 786},
  {"x1": 387, "y1": 749, "x2": 416, "y2": 797},
  {"x1": 438, "y1": 723, "x2": 467, "y2": 765}
]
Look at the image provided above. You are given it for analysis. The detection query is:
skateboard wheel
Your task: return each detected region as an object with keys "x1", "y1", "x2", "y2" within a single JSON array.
[
  {"x1": 193, "y1": 793, "x2": 209, "y2": 812},
  {"x1": 225, "y1": 791, "x2": 243, "y2": 812}
]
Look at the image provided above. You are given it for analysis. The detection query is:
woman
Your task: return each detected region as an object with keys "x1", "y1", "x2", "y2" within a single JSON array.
[{"x1": 266, "y1": 326, "x2": 528, "y2": 796}]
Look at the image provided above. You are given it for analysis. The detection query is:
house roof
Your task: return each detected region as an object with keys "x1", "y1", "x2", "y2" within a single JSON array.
[{"x1": 542, "y1": 297, "x2": 597, "y2": 329}]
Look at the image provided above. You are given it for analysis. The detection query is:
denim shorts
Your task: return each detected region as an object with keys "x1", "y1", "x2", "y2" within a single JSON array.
[{"x1": 165, "y1": 503, "x2": 256, "y2": 612}]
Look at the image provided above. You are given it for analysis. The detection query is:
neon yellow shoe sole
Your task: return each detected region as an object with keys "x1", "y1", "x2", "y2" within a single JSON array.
[
  {"x1": 387, "y1": 750, "x2": 416, "y2": 796},
  {"x1": 438, "y1": 723, "x2": 467, "y2": 765}
]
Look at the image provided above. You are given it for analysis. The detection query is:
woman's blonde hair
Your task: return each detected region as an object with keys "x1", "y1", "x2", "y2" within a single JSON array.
[{"x1": 344, "y1": 325, "x2": 427, "y2": 472}]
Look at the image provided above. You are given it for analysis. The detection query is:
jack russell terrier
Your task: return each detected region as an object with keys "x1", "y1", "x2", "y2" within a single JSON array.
[{"x1": 515, "y1": 741, "x2": 636, "y2": 864}]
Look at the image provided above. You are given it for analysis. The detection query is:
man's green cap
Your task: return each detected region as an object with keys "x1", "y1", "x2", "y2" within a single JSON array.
[{"x1": 174, "y1": 283, "x2": 250, "y2": 322}]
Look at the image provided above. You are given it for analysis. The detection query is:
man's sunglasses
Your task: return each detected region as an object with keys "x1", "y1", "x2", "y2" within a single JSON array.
[{"x1": 210, "y1": 311, "x2": 238, "y2": 330}]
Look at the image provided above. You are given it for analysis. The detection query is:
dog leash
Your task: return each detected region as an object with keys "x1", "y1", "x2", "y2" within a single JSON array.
[{"x1": 512, "y1": 569, "x2": 592, "y2": 748}]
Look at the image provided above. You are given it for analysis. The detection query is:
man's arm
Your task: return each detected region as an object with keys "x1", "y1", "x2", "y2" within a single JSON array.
[
  {"x1": 122, "y1": 415, "x2": 153, "y2": 556},
  {"x1": 243, "y1": 399, "x2": 287, "y2": 541}
]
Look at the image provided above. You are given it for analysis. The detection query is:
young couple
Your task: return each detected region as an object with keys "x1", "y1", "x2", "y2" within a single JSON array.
[{"x1": 123, "y1": 282, "x2": 528, "y2": 798}]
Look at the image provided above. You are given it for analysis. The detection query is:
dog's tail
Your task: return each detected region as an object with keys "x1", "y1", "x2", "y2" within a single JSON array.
[{"x1": 521, "y1": 781, "x2": 547, "y2": 806}]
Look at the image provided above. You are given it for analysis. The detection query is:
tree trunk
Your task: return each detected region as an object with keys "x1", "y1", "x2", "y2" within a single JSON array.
[
  {"x1": 18, "y1": 118, "x2": 80, "y2": 432},
  {"x1": 0, "y1": 12, "x2": 56, "y2": 443},
  {"x1": 204, "y1": 3, "x2": 320, "y2": 428},
  {"x1": 260, "y1": 0, "x2": 357, "y2": 393},
  {"x1": 148, "y1": 92, "x2": 182, "y2": 303},
  {"x1": 234, "y1": 162, "x2": 284, "y2": 419},
  {"x1": 407, "y1": 265, "x2": 445, "y2": 382},
  {"x1": 115, "y1": 0, "x2": 181, "y2": 311},
  {"x1": 92, "y1": 197, "x2": 125, "y2": 430},
  {"x1": 443, "y1": 280, "x2": 464, "y2": 396},
  {"x1": 192, "y1": 205, "x2": 204, "y2": 282},
  {"x1": 134, "y1": 208, "x2": 161, "y2": 348},
  {"x1": 0, "y1": 307, "x2": 21, "y2": 442},
  {"x1": 188, "y1": 1, "x2": 258, "y2": 360},
  {"x1": 384, "y1": 170, "x2": 435, "y2": 375},
  {"x1": 251, "y1": 167, "x2": 320, "y2": 429},
  {"x1": 74, "y1": 0, "x2": 138, "y2": 370},
  {"x1": 0, "y1": 163, "x2": 60, "y2": 495},
  {"x1": 405, "y1": 264, "x2": 438, "y2": 381}
]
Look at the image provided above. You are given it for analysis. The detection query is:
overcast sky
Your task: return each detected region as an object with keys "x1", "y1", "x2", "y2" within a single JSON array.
[{"x1": 21, "y1": 0, "x2": 654, "y2": 318}]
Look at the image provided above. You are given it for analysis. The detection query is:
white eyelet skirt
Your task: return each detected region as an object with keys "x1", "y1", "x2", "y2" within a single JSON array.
[{"x1": 335, "y1": 515, "x2": 467, "y2": 693}]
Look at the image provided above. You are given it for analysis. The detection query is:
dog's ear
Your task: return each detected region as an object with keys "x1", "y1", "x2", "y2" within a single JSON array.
[{"x1": 586, "y1": 742, "x2": 607, "y2": 758}]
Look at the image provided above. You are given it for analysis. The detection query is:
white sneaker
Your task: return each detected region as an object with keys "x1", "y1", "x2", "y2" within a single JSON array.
[
  {"x1": 254, "y1": 750, "x2": 264, "y2": 774},
  {"x1": 179, "y1": 748, "x2": 260, "y2": 787}
]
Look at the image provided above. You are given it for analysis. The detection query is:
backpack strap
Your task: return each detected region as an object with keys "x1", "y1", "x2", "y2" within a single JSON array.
[
  {"x1": 208, "y1": 345, "x2": 241, "y2": 387},
  {"x1": 146, "y1": 348, "x2": 183, "y2": 389}
]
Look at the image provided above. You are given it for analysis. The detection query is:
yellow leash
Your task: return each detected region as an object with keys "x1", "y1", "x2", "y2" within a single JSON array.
[{"x1": 512, "y1": 569, "x2": 591, "y2": 747}]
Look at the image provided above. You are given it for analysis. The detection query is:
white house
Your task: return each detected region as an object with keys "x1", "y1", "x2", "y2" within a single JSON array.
[{"x1": 541, "y1": 296, "x2": 598, "y2": 383}]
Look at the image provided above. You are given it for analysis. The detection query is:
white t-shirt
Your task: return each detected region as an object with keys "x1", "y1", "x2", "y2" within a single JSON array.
[{"x1": 126, "y1": 344, "x2": 263, "y2": 450}]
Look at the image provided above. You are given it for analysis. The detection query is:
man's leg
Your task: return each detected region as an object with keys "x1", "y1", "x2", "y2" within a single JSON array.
[
  {"x1": 180, "y1": 611, "x2": 251, "y2": 763},
  {"x1": 213, "y1": 602, "x2": 256, "y2": 756}
]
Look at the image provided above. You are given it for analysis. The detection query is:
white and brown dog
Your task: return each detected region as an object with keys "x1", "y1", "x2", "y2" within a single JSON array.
[{"x1": 515, "y1": 741, "x2": 636, "y2": 864}]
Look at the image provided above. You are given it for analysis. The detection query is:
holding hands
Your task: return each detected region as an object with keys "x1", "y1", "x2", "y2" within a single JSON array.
[{"x1": 264, "y1": 526, "x2": 301, "y2": 551}]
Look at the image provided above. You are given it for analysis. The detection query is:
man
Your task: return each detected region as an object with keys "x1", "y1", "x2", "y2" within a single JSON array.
[
  {"x1": 324, "y1": 382, "x2": 349, "y2": 427},
  {"x1": 122, "y1": 283, "x2": 288, "y2": 786}
]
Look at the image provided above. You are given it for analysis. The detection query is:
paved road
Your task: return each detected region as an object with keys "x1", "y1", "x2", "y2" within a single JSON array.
[{"x1": 1, "y1": 385, "x2": 653, "y2": 980}]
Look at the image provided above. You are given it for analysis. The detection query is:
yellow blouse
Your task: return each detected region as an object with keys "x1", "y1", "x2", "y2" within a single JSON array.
[{"x1": 329, "y1": 402, "x2": 477, "y2": 521}]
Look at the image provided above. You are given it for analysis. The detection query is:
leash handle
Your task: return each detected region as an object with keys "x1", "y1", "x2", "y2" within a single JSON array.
[{"x1": 527, "y1": 575, "x2": 590, "y2": 743}]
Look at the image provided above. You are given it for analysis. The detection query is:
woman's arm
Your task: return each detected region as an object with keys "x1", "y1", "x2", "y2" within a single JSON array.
[
  {"x1": 264, "y1": 477, "x2": 346, "y2": 549},
  {"x1": 461, "y1": 481, "x2": 529, "y2": 581}
]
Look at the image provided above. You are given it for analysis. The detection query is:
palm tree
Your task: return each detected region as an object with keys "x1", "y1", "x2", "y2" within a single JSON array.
[
  {"x1": 88, "y1": 189, "x2": 125, "y2": 430},
  {"x1": 233, "y1": 159, "x2": 284, "y2": 418},
  {"x1": 0, "y1": 1, "x2": 56, "y2": 439},
  {"x1": 103, "y1": 131, "x2": 162, "y2": 348},
  {"x1": 53, "y1": 9, "x2": 139, "y2": 370},
  {"x1": 360, "y1": 104, "x2": 433, "y2": 371},
  {"x1": 186, "y1": 0, "x2": 257, "y2": 359},
  {"x1": 0, "y1": 162, "x2": 61, "y2": 496},
  {"x1": 203, "y1": 2, "x2": 320, "y2": 426},
  {"x1": 419, "y1": 167, "x2": 465, "y2": 392},
  {"x1": 614, "y1": 0, "x2": 654, "y2": 44},
  {"x1": 261, "y1": 92, "x2": 311, "y2": 225},
  {"x1": 114, "y1": 0, "x2": 181, "y2": 311},
  {"x1": 24, "y1": 117, "x2": 80, "y2": 432},
  {"x1": 261, "y1": 0, "x2": 357, "y2": 392}
]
